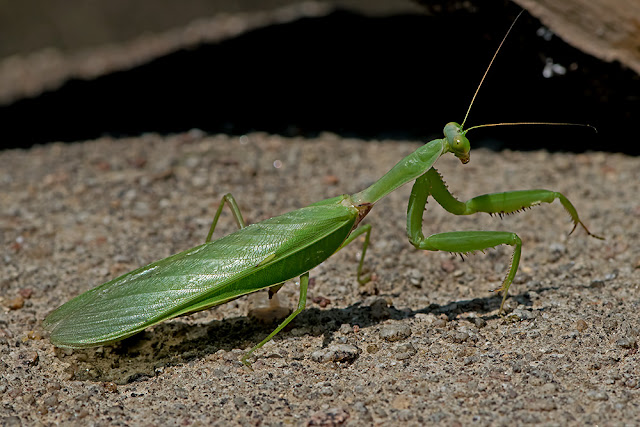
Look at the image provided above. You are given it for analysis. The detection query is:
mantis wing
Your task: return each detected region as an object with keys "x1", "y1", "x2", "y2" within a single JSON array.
[{"x1": 44, "y1": 203, "x2": 357, "y2": 348}]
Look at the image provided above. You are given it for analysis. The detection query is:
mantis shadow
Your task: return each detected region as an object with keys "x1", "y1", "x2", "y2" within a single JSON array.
[{"x1": 57, "y1": 288, "x2": 532, "y2": 384}]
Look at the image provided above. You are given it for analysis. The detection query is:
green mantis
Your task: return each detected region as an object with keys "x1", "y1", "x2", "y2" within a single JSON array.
[{"x1": 43, "y1": 15, "x2": 602, "y2": 367}]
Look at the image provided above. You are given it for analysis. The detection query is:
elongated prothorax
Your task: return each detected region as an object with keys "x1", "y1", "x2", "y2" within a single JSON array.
[{"x1": 352, "y1": 138, "x2": 446, "y2": 205}]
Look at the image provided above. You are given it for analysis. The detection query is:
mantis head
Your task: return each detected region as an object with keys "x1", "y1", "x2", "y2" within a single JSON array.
[{"x1": 444, "y1": 122, "x2": 470, "y2": 164}]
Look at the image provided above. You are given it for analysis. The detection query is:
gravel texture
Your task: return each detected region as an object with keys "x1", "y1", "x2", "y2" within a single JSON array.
[{"x1": 1, "y1": 131, "x2": 638, "y2": 425}]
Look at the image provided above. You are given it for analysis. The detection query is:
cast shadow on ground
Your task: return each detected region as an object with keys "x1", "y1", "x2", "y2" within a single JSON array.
[{"x1": 56, "y1": 289, "x2": 534, "y2": 384}]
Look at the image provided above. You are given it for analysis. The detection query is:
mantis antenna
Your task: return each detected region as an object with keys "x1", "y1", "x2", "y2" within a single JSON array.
[
  {"x1": 460, "y1": 10, "x2": 597, "y2": 135},
  {"x1": 460, "y1": 10, "x2": 524, "y2": 129},
  {"x1": 466, "y1": 122, "x2": 597, "y2": 133}
]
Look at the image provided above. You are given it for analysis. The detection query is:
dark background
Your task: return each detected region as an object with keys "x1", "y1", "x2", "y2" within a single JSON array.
[{"x1": 1, "y1": 3, "x2": 638, "y2": 154}]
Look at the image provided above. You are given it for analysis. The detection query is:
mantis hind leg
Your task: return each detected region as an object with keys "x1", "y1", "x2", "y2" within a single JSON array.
[
  {"x1": 242, "y1": 272, "x2": 310, "y2": 368},
  {"x1": 205, "y1": 193, "x2": 247, "y2": 243},
  {"x1": 336, "y1": 224, "x2": 372, "y2": 284}
]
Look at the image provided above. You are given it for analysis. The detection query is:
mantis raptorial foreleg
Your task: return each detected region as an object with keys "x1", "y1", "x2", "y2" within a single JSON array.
[
  {"x1": 205, "y1": 193, "x2": 246, "y2": 243},
  {"x1": 407, "y1": 168, "x2": 601, "y2": 313}
]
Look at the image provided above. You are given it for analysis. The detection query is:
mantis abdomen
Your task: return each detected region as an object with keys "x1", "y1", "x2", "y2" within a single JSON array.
[{"x1": 43, "y1": 202, "x2": 359, "y2": 348}]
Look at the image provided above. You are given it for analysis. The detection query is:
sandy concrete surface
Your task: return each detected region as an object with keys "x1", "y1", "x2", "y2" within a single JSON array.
[{"x1": 1, "y1": 132, "x2": 638, "y2": 425}]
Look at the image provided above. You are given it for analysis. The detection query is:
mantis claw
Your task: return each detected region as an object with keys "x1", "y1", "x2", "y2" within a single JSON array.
[
  {"x1": 572, "y1": 220, "x2": 604, "y2": 240},
  {"x1": 357, "y1": 273, "x2": 372, "y2": 285},
  {"x1": 240, "y1": 353, "x2": 255, "y2": 371},
  {"x1": 491, "y1": 282, "x2": 512, "y2": 315}
]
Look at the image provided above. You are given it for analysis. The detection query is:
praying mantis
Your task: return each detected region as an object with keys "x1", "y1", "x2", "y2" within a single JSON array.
[{"x1": 43, "y1": 14, "x2": 602, "y2": 367}]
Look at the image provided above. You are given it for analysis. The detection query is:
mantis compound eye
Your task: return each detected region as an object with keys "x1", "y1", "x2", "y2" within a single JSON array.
[{"x1": 451, "y1": 134, "x2": 470, "y2": 164}]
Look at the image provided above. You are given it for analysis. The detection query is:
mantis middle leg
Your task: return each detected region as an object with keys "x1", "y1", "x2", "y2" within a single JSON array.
[
  {"x1": 205, "y1": 193, "x2": 247, "y2": 243},
  {"x1": 336, "y1": 224, "x2": 373, "y2": 284},
  {"x1": 242, "y1": 272, "x2": 310, "y2": 368},
  {"x1": 243, "y1": 225, "x2": 374, "y2": 366},
  {"x1": 407, "y1": 168, "x2": 601, "y2": 313}
]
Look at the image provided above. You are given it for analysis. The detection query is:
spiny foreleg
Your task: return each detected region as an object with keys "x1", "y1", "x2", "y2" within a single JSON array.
[{"x1": 406, "y1": 168, "x2": 600, "y2": 313}]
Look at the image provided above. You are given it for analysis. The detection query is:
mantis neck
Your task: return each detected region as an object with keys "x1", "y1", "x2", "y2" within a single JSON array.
[{"x1": 351, "y1": 138, "x2": 446, "y2": 205}]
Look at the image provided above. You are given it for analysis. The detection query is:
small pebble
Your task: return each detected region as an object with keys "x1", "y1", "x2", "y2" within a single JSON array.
[
  {"x1": 308, "y1": 407, "x2": 350, "y2": 426},
  {"x1": 380, "y1": 324, "x2": 412, "y2": 342},
  {"x1": 320, "y1": 386, "x2": 334, "y2": 396},
  {"x1": 394, "y1": 342, "x2": 417, "y2": 360},
  {"x1": 440, "y1": 259, "x2": 456, "y2": 273},
  {"x1": 191, "y1": 175, "x2": 208, "y2": 188},
  {"x1": 540, "y1": 383, "x2": 558, "y2": 394},
  {"x1": 463, "y1": 356, "x2": 478, "y2": 366},
  {"x1": 323, "y1": 175, "x2": 339, "y2": 185},
  {"x1": 47, "y1": 382, "x2": 61, "y2": 392},
  {"x1": 511, "y1": 308, "x2": 534, "y2": 320},
  {"x1": 339, "y1": 324, "x2": 352, "y2": 334},
  {"x1": 616, "y1": 336, "x2": 637, "y2": 349},
  {"x1": 432, "y1": 316, "x2": 448, "y2": 328},
  {"x1": 603, "y1": 318, "x2": 618, "y2": 332},
  {"x1": 547, "y1": 243, "x2": 566, "y2": 262},
  {"x1": 406, "y1": 268, "x2": 423, "y2": 286},
  {"x1": 103, "y1": 382, "x2": 118, "y2": 393},
  {"x1": 74, "y1": 409, "x2": 90, "y2": 419},
  {"x1": 26, "y1": 330, "x2": 43, "y2": 340},
  {"x1": 587, "y1": 390, "x2": 609, "y2": 401},
  {"x1": 604, "y1": 272, "x2": 617, "y2": 281},
  {"x1": 576, "y1": 319, "x2": 588, "y2": 332},
  {"x1": 472, "y1": 317, "x2": 487, "y2": 328},
  {"x1": 19, "y1": 351, "x2": 39, "y2": 367},
  {"x1": 18, "y1": 288, "x2": 33, "y2": 299},
  {"x1": 43, "y1": 394, "x2": 59, "y2": 408},
  {"x1": 527, "y1": 397, "x2": 557, "y2": 411},
  {"x1": 370, "y1": 298, "x2": 390, "y2": 320},
  {"x1": 353, "y1": 401, "x2": 369, "y2": 415},
  {"x1": 174, "y1": 387, "x2": 188, "y2": 399},
  {"x1": 450, "y1": 331, "x2": 469, "y2": 343},
  {"x1": 312, "y1": 295, "x2": 331, "y2": 307},
  {"x1": 6, "y1": 296, "x2": 24, "y2": 310},
  {"x1": 391, "y1": 394, "x2": 413, "y2": 410},
  {"x1": 311, "y1": 344, "x2": 359, "y2": 363}
]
